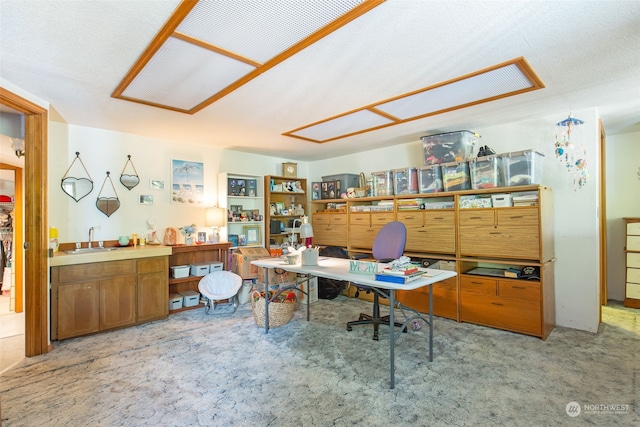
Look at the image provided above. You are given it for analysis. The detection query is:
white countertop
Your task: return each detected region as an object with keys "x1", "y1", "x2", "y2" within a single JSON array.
[{"x1": 50, "y1": 245, "x2": 173, "y2": 267}]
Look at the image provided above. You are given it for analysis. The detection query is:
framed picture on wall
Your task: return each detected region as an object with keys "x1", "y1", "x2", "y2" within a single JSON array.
[
  {"x1": 138, "y1": 194, "x2": 154, "y2": 205},
  {"x1": 171, "y1": 159, "x2": 204, "y2": 204},
  {"x1": 150, "y1": 179, "x2": 165, "y2": 190}
]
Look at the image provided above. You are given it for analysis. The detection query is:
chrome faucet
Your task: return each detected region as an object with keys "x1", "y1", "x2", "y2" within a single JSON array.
[{"x1": 88, "y1": 226, "x2": 95, "y2": 248}]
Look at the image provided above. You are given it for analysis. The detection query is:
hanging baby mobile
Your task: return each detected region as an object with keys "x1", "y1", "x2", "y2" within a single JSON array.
[
  {"x1": 96, "y1": 171, "x2": 121, "y2": 217},
  {"x1": 554, "y1": 112, "x2": 588, "y2": 190}
]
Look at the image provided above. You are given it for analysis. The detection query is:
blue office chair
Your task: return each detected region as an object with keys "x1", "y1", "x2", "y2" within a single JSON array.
[{"x1": 347, "y1": 221, "x2": 407, "y2": 340}]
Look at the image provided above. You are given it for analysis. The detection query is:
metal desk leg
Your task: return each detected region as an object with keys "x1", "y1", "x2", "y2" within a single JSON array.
[
  {"x1": 264, "y1": 268, "x2": 269, "y2": 334},
  {"x1": 389, "y1": 289, "x2": 395, "y2": 389},
  {"x1": 429, "y1": 283, "x2": 433, "y2": 362}
]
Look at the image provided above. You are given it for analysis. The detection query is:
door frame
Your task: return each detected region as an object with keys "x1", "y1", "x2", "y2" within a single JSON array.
[{"x1": 0, "y1": 87, "x2": 50, "y2": 356}]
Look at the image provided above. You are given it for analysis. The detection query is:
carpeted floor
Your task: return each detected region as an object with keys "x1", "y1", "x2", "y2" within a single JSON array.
[{"x1": 0, "y1": 297, "x2": 638, "y2": 426}]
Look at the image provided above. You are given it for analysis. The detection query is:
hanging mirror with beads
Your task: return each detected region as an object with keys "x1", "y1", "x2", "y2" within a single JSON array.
[
  {"x1": 61, "y1": 151, "x2": 94, "y2": 202},
  {"x1": 96, "y1": 171, "x2": 121, "y2": 217},
  {"x1": 120, "y1": 154, "x2": 140, "y2": 190}
]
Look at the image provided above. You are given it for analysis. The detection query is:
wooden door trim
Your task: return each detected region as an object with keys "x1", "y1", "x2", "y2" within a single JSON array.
[{"x1": 0, "y1": 87, "x2": 50, "y2": 356}]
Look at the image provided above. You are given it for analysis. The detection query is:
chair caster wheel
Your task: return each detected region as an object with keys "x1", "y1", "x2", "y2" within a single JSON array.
[
  {"x1": 347, "y1": 325, "x2": 352, "y2": 331},
  {"x1": 373, "y1": 333, "x2": 379, "y2": 341}
]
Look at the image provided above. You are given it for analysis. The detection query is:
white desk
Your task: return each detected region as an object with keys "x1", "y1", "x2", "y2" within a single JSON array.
[{"x1": 251, "y1": 257, "x2": 457, "y2": 389}]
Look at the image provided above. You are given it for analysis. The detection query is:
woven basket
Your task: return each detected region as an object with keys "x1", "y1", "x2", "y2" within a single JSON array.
[{"x1": 251, "y1": 291, "x2": 296, "y2": 328}]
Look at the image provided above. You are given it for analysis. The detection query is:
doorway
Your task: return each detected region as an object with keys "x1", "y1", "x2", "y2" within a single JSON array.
[{"x1": 0, "y1": 87, "x2": 49, "y2": 357}]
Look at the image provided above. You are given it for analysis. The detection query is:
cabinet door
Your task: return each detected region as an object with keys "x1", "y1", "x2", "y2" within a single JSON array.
[
  {"x1": 57, "y1": 281, "x2": 100, "y2": 339},
  {"x1": 349, "y1": 224, "x2": 377, "y2": 249},
  {"x1": 312, "y1": 214, "x2": 347, "y2": 246},
  {"x1": 138, "y1": 271, "x2": 168, "y2": 322},
  {"x1": 397, "y1": 211, "x2": 424, "y2": 251},
  {"x1": 99, "y1": 275, "x2": 136, "y2": 330}
]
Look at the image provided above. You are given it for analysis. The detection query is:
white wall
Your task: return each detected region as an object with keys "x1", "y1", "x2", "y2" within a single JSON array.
[
  {"x1": 605, "y1": 130, "x2": 640, "y2": 301},
  {"x1": 310, "y1": 108, "x2": 602, "y2": 332},
  {"x1": 48, "y1": 122, "x2": 306, "y2": 244}
]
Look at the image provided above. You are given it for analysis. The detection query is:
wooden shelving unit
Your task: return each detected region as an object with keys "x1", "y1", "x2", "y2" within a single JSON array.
[
  {"x1": 264, "y1": 175, "x2": 308, "y2": 248},
  {"x1": 168, "y1": 243, "x2": 231, "y2": 313}
]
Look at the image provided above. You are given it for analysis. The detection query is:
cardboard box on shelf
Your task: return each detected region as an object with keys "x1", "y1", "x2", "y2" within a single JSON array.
[{"x1": 232, "y1": 247, "x2": 270, "y2": 279}]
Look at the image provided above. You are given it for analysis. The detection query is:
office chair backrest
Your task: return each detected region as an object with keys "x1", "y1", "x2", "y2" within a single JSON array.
[{"x1": 372, "y1": 221, "x2": 407, "y2": 261}]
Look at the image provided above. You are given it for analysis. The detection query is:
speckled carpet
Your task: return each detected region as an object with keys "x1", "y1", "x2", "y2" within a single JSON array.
[{"x1": 1, "y1": 297, "x2": 638, "y2": 426}]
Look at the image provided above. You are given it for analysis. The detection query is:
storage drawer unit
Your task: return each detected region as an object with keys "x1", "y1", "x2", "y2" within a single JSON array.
[{"x1": 624, "y1": 218, "x2": 640, "y2": 308}]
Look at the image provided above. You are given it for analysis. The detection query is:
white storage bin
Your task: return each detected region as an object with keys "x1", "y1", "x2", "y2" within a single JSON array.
[
  {"x1": 190, "y1": 263, "x2": 210, "y2": 277},
  {"x1": 169, "y1": 293, "x2": 183, "y2": 310},
  {"x1": 491, "y1": 194, "x2": 512, "y2": 207},
  {"x1": 179, "y1": 290, "x2": 200, "y2": 307},
  {"x1": 209, "y1": 261, "x2": 223, "y2": 272},
  {"x1": 501, "y1": 149, "x2": 544, "y2": 186},
  {"x1": 170, "y1": 265, "x2": 190, "y2": 279}
]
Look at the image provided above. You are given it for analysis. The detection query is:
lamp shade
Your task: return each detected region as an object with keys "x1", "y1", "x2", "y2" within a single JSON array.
[
  {"x1": 205, "y1": 207, "x2": 226, "y2": 227},
  {"x1": 300, "y1": 222, "x2": 314, "y2": 238}
]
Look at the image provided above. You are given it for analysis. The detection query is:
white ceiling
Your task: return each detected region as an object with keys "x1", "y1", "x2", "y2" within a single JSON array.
[{"x1": 1, "y1": 0, "x2": 639, "y2": 161}]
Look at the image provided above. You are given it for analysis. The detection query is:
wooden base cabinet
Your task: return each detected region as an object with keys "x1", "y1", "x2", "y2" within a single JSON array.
[
  {"x1": 397, "y1": 276, "x2": 457, "y2": 320},
  {"x1": 311, "y1": 212, "x2": 347, "y2": 247},
  {"x1": 52, "y1": 256, "x2": 168, "y2": 340},
  {"x1": 459, "y1": 262, "x2": 555, "y2": 339}
]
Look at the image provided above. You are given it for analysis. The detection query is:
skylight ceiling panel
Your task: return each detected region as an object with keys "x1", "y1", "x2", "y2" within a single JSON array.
[
  {"x1": 377, "y1": 64, "x2": 534, "y2": 120},
  {"x1": 177, "y1": 0, "x2": 366, "y2": 63},
  {"x1": 290, "y1": 109, "x2": 393, "y2": 141},
  {"x1": 121, "y1": 37, "x2": 256, "y2": 110}
]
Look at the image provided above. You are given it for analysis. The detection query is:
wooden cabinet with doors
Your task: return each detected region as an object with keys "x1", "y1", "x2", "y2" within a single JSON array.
[
  {"x1": 137, "y1": 256, "x2": 169, "y2": 322},
  {"x1": 52, "y1": 259, "x2": 137, "y2": 340},
  {"x1": 310, "y1": 211, "x2": 348, "y2": 247}
]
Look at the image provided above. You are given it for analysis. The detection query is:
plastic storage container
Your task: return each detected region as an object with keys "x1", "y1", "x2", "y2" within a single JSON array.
[
  {"x1": 371, "y1": 170, "x2": 394, "y2": 196},
  {"x1": 190, "y1": 263, "x2": 210, "y2": 277},
  {"x1": 440, "y1": 161, "x2": 471, "y2": 191},
  {"x1": 421, "y1": 131, "x2": 480, "y2": 165},
  {"x1": 321, "y1": 173, "x2": 360, "y2": 195},
  {"x1": 501, "y1": 150, "x2": 544, "y2": 186},
  {"x1": 418, "y1": 165, "x2": 443, "y2": 193},
  {"x1": 469, "y1": 155, "x2": 503, "y2": 189},
  {"x1": 393, "y1": 167, "x2": 419, "y2": 195},
  {"x1": 169, "y1": 293, "x2": 183, "y2": 310},
  {"x1": 170, "y1": 265, "x2": 190, "y2": 279},
  {"x1": 179, "y1": 290, "x2": 200, "y2": 307}
]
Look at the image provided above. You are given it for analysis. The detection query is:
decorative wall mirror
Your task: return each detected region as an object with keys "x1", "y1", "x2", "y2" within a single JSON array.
[
  {"x1": 61, "y1": 152, "x2": 94, "y2": 202},
  {"x1": 96, "y1": 171, "x2": 121, "y2": 217},
  {"x1": 120, "y1": 154, "x2": 140, "y2": 190}
]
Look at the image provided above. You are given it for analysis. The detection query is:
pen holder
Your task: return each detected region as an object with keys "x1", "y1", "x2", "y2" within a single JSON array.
[{"x1": 301, "y1": 248, "x2": 319, "y2": 266}]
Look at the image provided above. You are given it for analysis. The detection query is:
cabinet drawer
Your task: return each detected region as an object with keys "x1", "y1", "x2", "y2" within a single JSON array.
[
  {"x1": 459, "y1": 210, "x2": 494, "y2": 225},
  {"x1": 628, "y1": 222, "x2": 640, "y2": 236},
  {"x1": 349, "y1": 213, "x2": 370, "y2": 225},
  {"x1": 397, "y1": 277, "x2": 457, "y2": 320},
  {"x1": 314, "y1": 225, "x2": 348, "y2": 247},
  {"x1": 58, "y1": 260, "x2": 136, "y2": 282},
  {"x1": 313, "y1": 213, "x2": 347, "y2": 226},
  {"x1": 627, "y1": 267, "x2": 640, "y2": 284},
  {"x1": 460, "y1": 293, "x2": 541, "y2": 335},
  {"x1": 396, "y1": 211, "x2": 423, "y2": 227},
  {"x1": 627, "y1": 282, "x2": 640, "y2": 299},
  {"x1": 138, "y1": 257, "x2": 168, "y2": 274},
  {"x1": 628, "y1": 236, "x2": 640, "y2": 252},
  {"x1": 498, "y1": 280, "x2": 540, "y2": 301},
  {"x1": 424, "y1": 210, "x2": 455, "y2": 225},
  {"x1": 349, "y1": 224, "x2": 377, "y2": 249},
  {"x1": 312, "y1": 214, "x2": 331, "y2": 226},
  {"x1": 627, "y1": 252, "x2": 640, "y2": 268},
  {"x1": 459, "y1": 225, "x2": 539, "y2": 259},
  {"x1": 371, "y1": 212, "x2": 394, "y2": 225},
  {"x1": 460, "y1": 275, "x2": 496, "y2": 295},
  {"x1": 497, "y1": 208, "x2": 538, "y2": 227}
]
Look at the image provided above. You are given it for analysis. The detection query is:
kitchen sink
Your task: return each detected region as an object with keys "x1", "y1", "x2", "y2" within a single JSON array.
[{"x1": 64, "y1": 247, "x2": 121, "y2": 254}]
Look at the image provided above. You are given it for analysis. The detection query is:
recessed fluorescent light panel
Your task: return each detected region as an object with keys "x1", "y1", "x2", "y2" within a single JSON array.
[
  {"x1": 112, "y1": 0, "x2": 384, "y2": 113},
  {"x1": 283, "y1": 57, "x2": 545, "y2": 143}
]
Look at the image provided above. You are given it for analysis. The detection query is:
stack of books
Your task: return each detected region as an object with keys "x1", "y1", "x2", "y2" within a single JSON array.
[
  {"x1": 396, "y1": 199, "x2": 422, "y2": 210},
  {"x1": 374, "y1": 266, "x2": 445, "y2": 284}
]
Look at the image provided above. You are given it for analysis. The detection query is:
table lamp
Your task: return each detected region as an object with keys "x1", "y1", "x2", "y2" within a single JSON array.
[
  {"x1": 300, "y1": 216, "x2": 314, "y2": 247},
  {"x1": 205, "y1": 207, "x2": 226, "y2": 243}
]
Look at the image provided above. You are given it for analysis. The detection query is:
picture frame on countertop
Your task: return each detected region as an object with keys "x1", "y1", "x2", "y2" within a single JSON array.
[
  {"x1": 275, "y1": 201, "x2": 285, "y2": 214},
  {"x1": 150, "y1": 179, "x2": 165, "y2": 190},
  {"x1": 138, "y1": 194, "x2": 154, "y2": 205},
  {"x1": 243, "y1": 225, "x2": 261, "y2": 246},
  {"x1": 197, "y1": 231, "x2": 207, "y2": 243}
]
